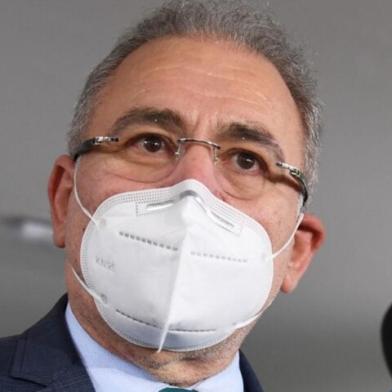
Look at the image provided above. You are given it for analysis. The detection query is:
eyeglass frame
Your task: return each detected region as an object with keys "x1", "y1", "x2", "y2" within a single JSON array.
[{"x1": 71, "y1": 135, "x2": 309, "y2": 206}]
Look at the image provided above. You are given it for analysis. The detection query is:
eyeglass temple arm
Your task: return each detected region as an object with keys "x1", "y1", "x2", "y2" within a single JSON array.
[
  {"x1": 71, "y1": 136, "x2": 119, "y2": 161},
  {"x1": 276, "y1": 162, "x2": 309, "y2": 206}
]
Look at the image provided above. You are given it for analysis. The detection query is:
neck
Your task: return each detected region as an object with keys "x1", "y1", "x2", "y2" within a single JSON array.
[{"x1": 66, "y1": 284, "x2": 249, "y2": 386}]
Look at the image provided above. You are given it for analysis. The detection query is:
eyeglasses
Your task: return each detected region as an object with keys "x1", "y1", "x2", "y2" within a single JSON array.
[{"x1": 72, "y1": 131, "x2": 309, "y2": 206}]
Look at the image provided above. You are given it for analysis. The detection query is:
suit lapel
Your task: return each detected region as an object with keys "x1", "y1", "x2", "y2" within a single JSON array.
[
  {"x1": 39, "y1": 365, "x2": 94, "y2": 391},
  {"x1": 240, "y1": 351, "x2": 264, "y2": 392},
  {"x1": 10, "y1": 295, "x2": 95, "y2": 391}
]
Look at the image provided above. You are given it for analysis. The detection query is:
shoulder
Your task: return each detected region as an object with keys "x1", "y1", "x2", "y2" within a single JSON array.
[
  {"x1": 0, "y1": 296, "x2": 92, "y2": 391},
  {"x1": 0, "y1": 334, "x2": 18, "y2": 373},
  {"x1": 0, "y1": 333, "x2": 40, "y2": 391}
]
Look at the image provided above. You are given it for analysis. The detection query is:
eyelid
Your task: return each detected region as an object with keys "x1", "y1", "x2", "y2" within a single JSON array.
[
  {"x1": 119, "y1": 123, "x2": 168, "y2": 135},
  {"x1": 220, "y1": 147, "x2": 272, "y2": 173},
  {"x1": 221, "y1": 145, "x2": 271, "y2": 162},
  {"x1": 220, "y1": 136, "x2": 275, "y2": 152},
  {"x1": 124, "y1": 130, "x2": 178, "y2": 150}
]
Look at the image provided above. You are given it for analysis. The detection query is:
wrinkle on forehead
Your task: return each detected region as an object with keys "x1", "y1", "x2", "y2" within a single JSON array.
[
  {"x1": 131, "y1": 63, "x2": 274, "y2": 93},
  {"x1": 108, "y1": 37, "x2": 299, "y2": 119},
  {"x1": 113, "y1": 37, "x2": 292, "y2": 94},
  {"x1": 123, "y1": 72, "x2": 273, "y2": 106},
  {"x1": 128, "y1": 86, "x2": 271, "y2": 110},
  {"x1": 93, "y1": 36, "x2": 305, "y2": 166}
]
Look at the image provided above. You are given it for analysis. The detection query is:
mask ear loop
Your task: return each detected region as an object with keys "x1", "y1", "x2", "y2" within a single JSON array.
[
  {"x1": 71, "y1": 157, "x2": 102, "y2": 301},
  {"x1": 238, "y1": 206, "x2": 304, "y2": 326},
  {"x1": 271, "y1": 211, "x2": 304, "y2": 259},
  {"x1": 212, "y1": 202, "x2": 305, "y2": 342},
  {"x1": 71, "y1": 267, "x2": 109, "y2": 305},
  {"x1": 73, "y1": 157, "x2": 98, "y2": 225}
]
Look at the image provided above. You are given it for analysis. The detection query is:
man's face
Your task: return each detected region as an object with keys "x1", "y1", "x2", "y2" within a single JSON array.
[
  {"x1": 49, "y1": 36, "x2": 324, "y2": 383},
  {"x1": 74, "y1": 36, "x2": 305, "y2": 257}
]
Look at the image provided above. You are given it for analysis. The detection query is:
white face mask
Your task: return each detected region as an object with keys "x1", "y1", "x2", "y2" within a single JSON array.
[{"x1": 73, "y1": 172, "x2": 303, "y2": 352}]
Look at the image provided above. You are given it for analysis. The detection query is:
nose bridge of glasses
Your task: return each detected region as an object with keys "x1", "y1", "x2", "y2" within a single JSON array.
[
  {"x1": 175, "y1": 138, "x2": 221, "y2": 162},
  {"x1": 170, "y1": 137, "x2": 224, "y2": 192}
]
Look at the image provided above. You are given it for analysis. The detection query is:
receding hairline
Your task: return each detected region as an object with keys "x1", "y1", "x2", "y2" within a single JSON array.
[
  {"x1": 85, "y1": 33, "x2": 307, "y2": 142},
  {"x1": 68, "y1": 0, "x2": 321, "y2": 196}
]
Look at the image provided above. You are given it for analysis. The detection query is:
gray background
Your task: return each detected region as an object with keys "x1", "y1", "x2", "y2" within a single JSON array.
[{"x1": 0, "y1": 0, "x2": 391, "y2": 391}]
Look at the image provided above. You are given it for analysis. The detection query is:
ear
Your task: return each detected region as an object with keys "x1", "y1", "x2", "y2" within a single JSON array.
[
  {"x1": 280, "y1": 213, "x2": 325, "y2": 293},
  {"x1": 48, "y1": 155, "x2": 75, "y2": 248}
]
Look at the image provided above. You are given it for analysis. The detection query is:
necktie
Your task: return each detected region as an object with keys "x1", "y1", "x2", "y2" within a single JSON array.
[{"x1": 159, "y1": 388, "x2": 197, "y2": 392}]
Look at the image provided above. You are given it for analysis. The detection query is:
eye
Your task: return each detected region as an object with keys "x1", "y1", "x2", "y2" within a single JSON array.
[
  {"x1": 141, "y1": 134, "x2": 166, "y2": 153},
  {"x1": 124, "y1": 132, "x2": 176, "y2": 157},
  {"x1": 229, "y1": 150, "x2": 266, "y2": 175},
  {"x1": 119, "y1": 131, "x2": 178, "y2": 164},
  {"x1": 234, "y1": 151, "x2": 258, "y2": 170}
]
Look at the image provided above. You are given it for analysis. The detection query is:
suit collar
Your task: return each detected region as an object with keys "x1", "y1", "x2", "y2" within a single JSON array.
[
  {"x1": 10, "y1": 295, "x2": 94, "y2": 391},
  {"x1": 38, "y1": 365, "x2": 94, "y2": 391},
  {"x1": 240, "y1": 351, "x2": 264, "y2": 392}
]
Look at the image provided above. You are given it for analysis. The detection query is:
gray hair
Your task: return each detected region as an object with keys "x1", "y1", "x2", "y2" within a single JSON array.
[{"x1": 68, "y1": 0, "x2": 322, "y2": 194}]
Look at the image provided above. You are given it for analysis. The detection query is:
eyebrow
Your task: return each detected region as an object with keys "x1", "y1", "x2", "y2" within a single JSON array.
[
  {"x1": 109, "y1": 107, "x2": 186, "y2": 137},
  {"x1": 108, "y1": 106, "x2": 285, "y2": 161},
  {"x1": 217, "y1": 123, "x2": 285, "y2": 162}
]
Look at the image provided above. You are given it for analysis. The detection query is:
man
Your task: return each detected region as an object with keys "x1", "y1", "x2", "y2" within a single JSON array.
[{"x1": 0, "y1": 0, "x2": 325, "y2": 390}]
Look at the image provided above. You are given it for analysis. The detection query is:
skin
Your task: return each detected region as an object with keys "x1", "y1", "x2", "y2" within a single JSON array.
[{"x1": 48, "y1": 36, "x2": 325, "y2": 387}]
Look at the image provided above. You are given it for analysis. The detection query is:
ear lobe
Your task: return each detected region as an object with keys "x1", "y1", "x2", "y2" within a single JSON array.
[
  {"x1": 280, "y1": 213, "x2": 325, "y2": 293},
  {"x1": 48, "y1": 155, "x2": 75, "y2": 248}
]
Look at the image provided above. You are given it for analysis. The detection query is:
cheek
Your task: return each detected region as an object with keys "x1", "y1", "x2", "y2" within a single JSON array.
[
  {"x1": 64, "y1": 197, "x2": 90, "y2": 269},
  {"x1": 269, "y1": 256, "x2": 290, "y2": 298},
  {"x1": 78, "y1": 157, "x2": 156, "y2": 212},
  {"x1": 229, "y1": 194, "x2": 295, "y2": 248},
  {"x1": 262, "y1": 197, "x2": 299, "y2": 248},
  {"x1": 76, "y1": 162, "x2": 109, "y2": 212}
]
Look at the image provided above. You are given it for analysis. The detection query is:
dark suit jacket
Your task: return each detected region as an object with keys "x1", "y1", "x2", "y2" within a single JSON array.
[
  {"x1": 0, "y1": 296, "x2": 264, "y2": 391},
  {"x1": 382, "y1": 303, "x2": 392, "y2": 377}
]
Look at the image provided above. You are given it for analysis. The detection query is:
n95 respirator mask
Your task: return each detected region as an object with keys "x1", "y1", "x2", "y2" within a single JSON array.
[{"x1": 72, "y1": 176, "x2": 302, "y2": 352}]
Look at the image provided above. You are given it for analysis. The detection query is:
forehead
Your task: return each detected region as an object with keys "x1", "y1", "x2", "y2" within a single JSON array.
[{"x1": 88, "y1": 36, "x2": 305, "y2": 165}]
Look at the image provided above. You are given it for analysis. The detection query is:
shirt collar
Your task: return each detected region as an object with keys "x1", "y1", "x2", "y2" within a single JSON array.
[{"x1": 65, "y1": 303, "x2": 243, "y2": 392}]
